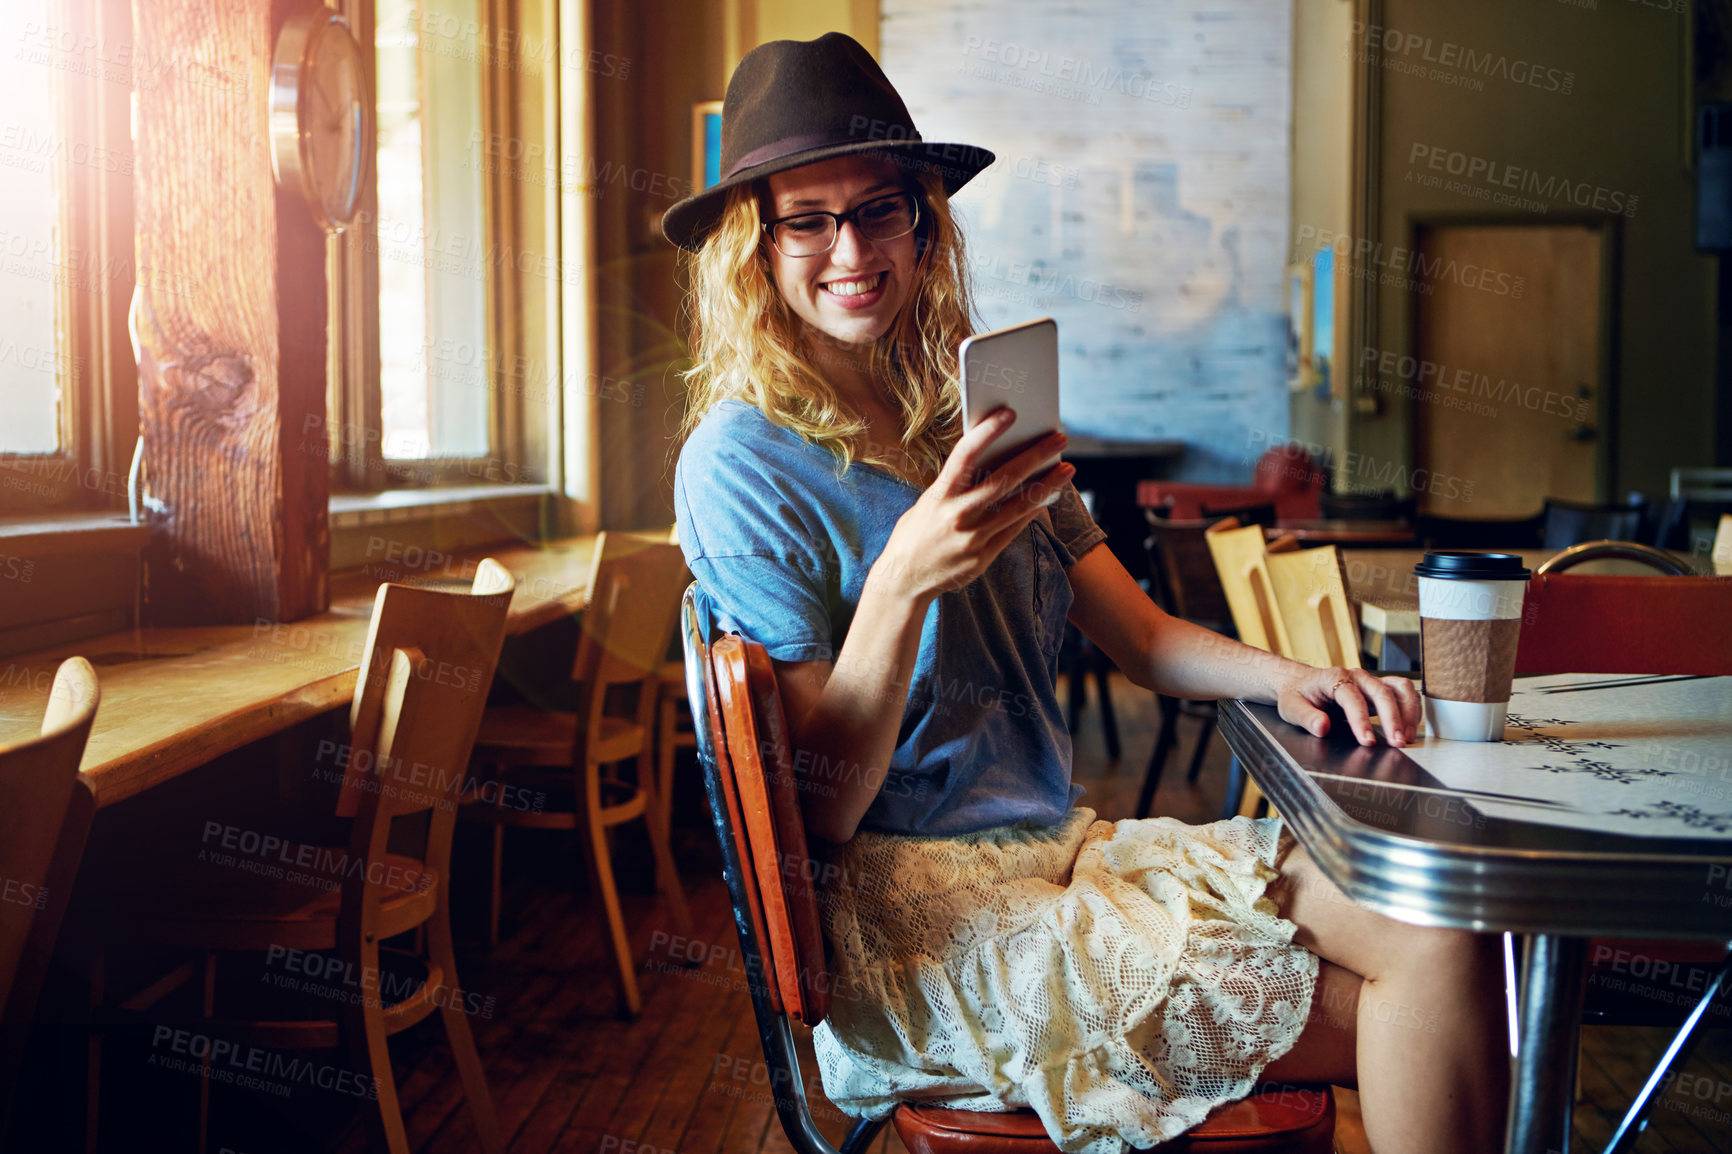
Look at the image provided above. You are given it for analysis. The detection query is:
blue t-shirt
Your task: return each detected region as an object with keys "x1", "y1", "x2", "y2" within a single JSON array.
[{"x1": 674, "y1": 399, "x2": 1108, "y2": 837}]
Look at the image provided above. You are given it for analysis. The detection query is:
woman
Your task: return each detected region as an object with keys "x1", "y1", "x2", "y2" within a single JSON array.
[{"x1": 663, "y1": 33, "x2": 1507, "y2": 1154}]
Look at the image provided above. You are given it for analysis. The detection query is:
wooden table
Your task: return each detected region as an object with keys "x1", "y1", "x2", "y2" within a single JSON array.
[
  {"x1": 1266, "y1": 519, "x2": 1417, "y2": 546},
  {"x1": 1065, "y1": 436, "x2": 1186, "y2": 586},
  {"x1": 1220, "y1": 676, "x2": 1732, "y2": 1154},
  {"x1": 0, "y1": 535, "x2": 598, "y2": 810}
]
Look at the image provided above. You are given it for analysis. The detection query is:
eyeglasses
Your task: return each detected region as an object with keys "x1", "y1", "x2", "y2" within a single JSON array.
[{"x1": 761, "y1": 191, "x2": 920, "y2": 258}]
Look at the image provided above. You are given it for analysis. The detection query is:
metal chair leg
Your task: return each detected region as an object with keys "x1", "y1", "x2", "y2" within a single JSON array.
[
  {"x1": 1092, "y1": 657, "x2": 1120, "y2": 761},
  {"x1": 1221, "y1": 754, "x2": 1247, "y2": 821},
  {"x1": 838, "y1": 1116, "x2": 888, "y2": 1154},
  {"x1": 1136, "y1": 695, "x2": 1181, "y2": 818},
  {"x1": 1184, "y1": 712, "x2": 1216, "y2": 784},
  {"x1": 1603, "y1": 949, "x2": 1732, "y2": 1154}
]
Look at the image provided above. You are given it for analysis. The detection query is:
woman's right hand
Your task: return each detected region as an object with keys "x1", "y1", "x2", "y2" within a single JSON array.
[{"x1": 872, "y1": 409, "x2": 1075, "y2": 603}]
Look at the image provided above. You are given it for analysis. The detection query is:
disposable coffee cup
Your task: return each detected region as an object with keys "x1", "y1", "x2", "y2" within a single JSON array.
[{"x1": 1413, "y1": 551, "x2": 1531, "y2": 741}]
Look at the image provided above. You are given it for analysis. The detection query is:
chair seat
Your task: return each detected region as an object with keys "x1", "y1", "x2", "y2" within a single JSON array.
[
  {"x1": 894, "y1": 1087, "x2": 1334, "y2": 1153},
  {"x1": 472, "y1": 706, "x2": 643, "y2": 765},
  {"x1": 658, "y1": 659, "x2": 685, "y2": 689},
  {"x1": 107, "y1": 851, "x2": 437, "y2": 953}
]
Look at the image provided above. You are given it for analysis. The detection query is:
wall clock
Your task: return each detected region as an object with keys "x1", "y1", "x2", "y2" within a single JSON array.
[{"x1": 270, "y1": 10, "x2": 372, "y2": 232}]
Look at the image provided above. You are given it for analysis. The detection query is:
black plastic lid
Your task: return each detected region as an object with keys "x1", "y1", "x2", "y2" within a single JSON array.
[{"x1": 1412, "y1": 551, "x2": 1532, "y2": 580}]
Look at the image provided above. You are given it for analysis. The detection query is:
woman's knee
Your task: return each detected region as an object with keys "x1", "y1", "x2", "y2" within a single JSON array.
[{"x1": 1275, "y1": 846, "x2": 1494, "y2": 983}]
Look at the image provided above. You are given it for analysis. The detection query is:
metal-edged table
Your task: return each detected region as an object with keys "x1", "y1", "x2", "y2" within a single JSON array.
[{"x1": 1220, "y1": 675, "x2": 1732, "y2": 1154}]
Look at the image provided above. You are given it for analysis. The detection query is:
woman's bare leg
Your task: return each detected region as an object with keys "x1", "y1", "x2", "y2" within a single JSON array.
[
  {"x1": 1261, "y1": 959, "x2": 1360, "y2": 1087},
  {"x1": 1266, "y1": 845, "x2": 1509, "y2": 1154}
]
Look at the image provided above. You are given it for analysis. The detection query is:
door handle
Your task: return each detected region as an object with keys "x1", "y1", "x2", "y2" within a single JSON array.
[{"x1": 1568, "y1": 425, "x2": 1597, "y2": 442}]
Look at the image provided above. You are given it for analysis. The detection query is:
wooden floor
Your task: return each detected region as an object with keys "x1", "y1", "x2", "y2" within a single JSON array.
[{"x1": 79, "y1": 672, "x2": 1732, "y2": 1153}]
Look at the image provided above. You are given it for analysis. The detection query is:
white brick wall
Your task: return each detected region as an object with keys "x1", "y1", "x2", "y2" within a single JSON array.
[{"x1": 881, "y1": 0, "x2": 1293, "y2": 479}]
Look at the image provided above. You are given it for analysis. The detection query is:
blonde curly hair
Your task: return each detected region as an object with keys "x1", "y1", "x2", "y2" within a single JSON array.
[{"x1": 677, "y1": 168, "x2": 977, "y2": 485}]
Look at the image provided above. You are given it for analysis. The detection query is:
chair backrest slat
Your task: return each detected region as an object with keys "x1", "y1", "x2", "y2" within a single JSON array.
[
  {"x1": 681, "y1": 582, "x2": 843, "y2": 1154},
  {"x1": 1205, "y1": 520, "x2": 1290, "y2": 655},
  {"x1": 709, "y1": 635, "x2": 830, "y2": 1025},
  {"x1": 570, "y1": 532, "x2": 691, "y2": 690},
  {"x1": 697, "y1": 626, "x2": 783, "y2": 1016},
  {"x1": 340, "y1": 561, "x2": 516, "y2": 818},
  {"x1": 0, "y1": 658, "x2": 98, "y2": 1128},
  {"x1": 1266, "y1": 546, "x2": 1361, "y2": 671},
  {"x1": 1145, "y1": 514, "x2": 1229, "y2": 625}
]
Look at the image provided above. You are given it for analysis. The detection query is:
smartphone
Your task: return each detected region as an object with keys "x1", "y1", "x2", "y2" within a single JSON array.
[{"x1": 960, "y1": 317, "x2": 1061, "y2": 472}]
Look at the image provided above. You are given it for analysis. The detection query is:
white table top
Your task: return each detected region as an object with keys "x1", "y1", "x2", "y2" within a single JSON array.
[{"x1": 1407, "y1": 673, "x2": 1732, "y2": 839}]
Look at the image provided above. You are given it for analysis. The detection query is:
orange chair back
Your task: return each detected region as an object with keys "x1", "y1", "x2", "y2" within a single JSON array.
[
  {"x1": 706, "y1": 633, "x2": 830, "y2": 1026},
  {"x1": 1514, "y1": 574, "x2": 1732, "y2": 675}
]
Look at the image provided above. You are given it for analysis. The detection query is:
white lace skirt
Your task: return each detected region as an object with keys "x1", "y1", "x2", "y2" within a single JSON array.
[{"x1": 811, "y1": 808, "x2": 1319, "y2": 1154}]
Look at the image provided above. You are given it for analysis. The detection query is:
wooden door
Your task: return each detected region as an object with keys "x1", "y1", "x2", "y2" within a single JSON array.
[{"x1": 1412, "y1": 224, "x2": 1604, "y2": 516}]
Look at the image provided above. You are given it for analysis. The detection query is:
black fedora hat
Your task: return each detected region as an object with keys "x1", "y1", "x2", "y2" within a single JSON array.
[{"x1": 660, "y1": 32, "x2": 994, "y2": 252}]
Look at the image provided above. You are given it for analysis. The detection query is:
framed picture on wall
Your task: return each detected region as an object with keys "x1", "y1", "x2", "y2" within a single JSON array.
[
  {"x1": 1311, "y1": 245, "x2": 1352, "y2": 401},
  {"x1": 692, "y1": 100, "x2": 723, "y2": 192},
  {"x1": 1285, "y1": 261, "x2": 1313, "y2": 393}
]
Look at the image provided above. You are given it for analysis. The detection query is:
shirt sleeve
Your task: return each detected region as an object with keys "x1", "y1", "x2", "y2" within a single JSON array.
[
  {"x1": 674, "y1": 432, "x2": 836, "y2": 664},
  {"x1": 1047, "y1": 481, "x2": 1108, "y2": 565}
]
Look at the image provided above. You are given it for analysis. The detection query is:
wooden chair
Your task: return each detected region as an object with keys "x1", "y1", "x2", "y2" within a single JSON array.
[
  {"x1": 651, "y1": 524, "x2": 699, "y2": 848},
  {"x1": 465, "y1": 531, "x2": 693, "y2": 1015},
  {"x1": 1136, "y1": 514, "x2": 1235, "y2": 818},
  {"x1": 0, "y1": 658, "x2": 99, "y2": 1139},
  {"x1": 1203, "y1": 520, "x2": 1295, "y2": 656},
  {"x1": 98, "y1": 562, "x2": 516, "y2": 1154},
  {"x1": 1540, "y1": 496, "x2": 1648, "y2": 549},
  {"x1": 682, "y1": 584, "x2": 1337, "y2": 1154},
  {"x1": 654, "y1": 655, "x2": 698, "y2": 848},
  {"x1": 1197, "y1": 501, "x2": 1277, "y2": 528},
  {"x1": 1060, "y1": 626, "x2": 1121, "y2": 761},
  {"x1": 1202, "y1": 524, "x2": 1306, "y2": 820},
  {"x1": 1263, "y1": 546, "x2": 1360, "y2": 672},
  {"x1": 1319, "y1": 489, "x2": 1415, "y2": 523}
]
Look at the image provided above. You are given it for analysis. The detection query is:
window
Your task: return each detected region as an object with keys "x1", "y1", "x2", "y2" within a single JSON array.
[
  {"x1": 328, "y1": 0, "x2": 560, "y2": 493},
  {"x1": 0, "y1": 0, "x2": 135, "y2": 515},
  {"x1": 376, "y1": 0, "x2": 489, "y2": 461},
  {"x1": 0, "y1": 0, "x2": 63, "y2": 457}
]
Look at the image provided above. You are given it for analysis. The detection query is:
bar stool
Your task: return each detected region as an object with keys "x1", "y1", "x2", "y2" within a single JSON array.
[
  {"x1": 464, "y1": 531, "x2": 692, "y2": 1016},
  {"x1": 0, "y1": 658, "x2": 99, "y2": 1141},
  {"x1": 93, "y1": 563, "x2": 516, "y2": 1154},
  {"x1": 681, "y1": 584, "x2": 1337, "y2": 1154}
]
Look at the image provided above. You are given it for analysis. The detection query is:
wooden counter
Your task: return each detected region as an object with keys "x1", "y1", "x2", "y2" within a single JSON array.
[{"x1": 0, "y1": 536, "x2": 598, "y2": 810}]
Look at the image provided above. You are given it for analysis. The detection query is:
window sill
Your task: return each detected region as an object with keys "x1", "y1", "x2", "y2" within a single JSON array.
[
  {"x1": 0, "y1": 512, "x2": 151, "y2": 558},
  {"x1": 329, "y1": 483, "x2": 555, "y2": 529},
  {"x1": 328, "y1": 484, "x2": 563, "y2": 573}
]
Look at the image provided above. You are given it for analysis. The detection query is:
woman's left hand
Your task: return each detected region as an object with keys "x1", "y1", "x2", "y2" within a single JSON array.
[{"x1": 1275, "y1": 665, "x2": 1422, "y2": 747}]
